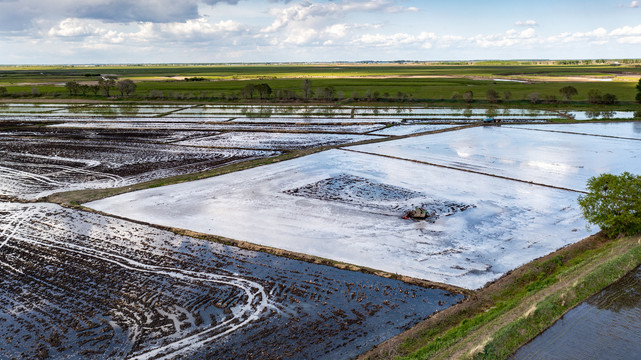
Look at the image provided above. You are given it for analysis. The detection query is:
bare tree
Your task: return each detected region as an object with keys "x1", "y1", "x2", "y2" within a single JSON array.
[
  {"x1": 117, "y1": 79, "x2": 137, "y2": 96},
  {"x1": 528, "y1": 92, "x2": 542, "y2": 104},
  {"x1": 463, "y1": 90, "x2": 474, "y2": 103},
  {"x1": 98, "y1": 77, "x2": 117, "y2": 97},
  {"x1": 486, "y1": 89, "x2": 500, "y2": 103},
  {"x1": 302, "y1": 79, "x2": 312, "y2": 100}
]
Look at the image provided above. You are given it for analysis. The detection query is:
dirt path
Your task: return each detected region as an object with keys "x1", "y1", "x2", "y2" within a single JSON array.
[
  {"x1": 360, "y1": 233, "x2": 641, "y2": 360},
  {"x1": 439, "y1": 235, "x2": 640, "y2": 360}
]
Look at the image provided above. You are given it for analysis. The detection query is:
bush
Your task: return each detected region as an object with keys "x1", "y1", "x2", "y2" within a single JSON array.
[{"x1": 578, "y1": 172, "x2": 641, "y2": 237}]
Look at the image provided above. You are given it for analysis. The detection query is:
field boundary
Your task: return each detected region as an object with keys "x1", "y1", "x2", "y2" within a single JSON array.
[{"x1": 360, "y1": 232, "x2": 641, "y2": 360}]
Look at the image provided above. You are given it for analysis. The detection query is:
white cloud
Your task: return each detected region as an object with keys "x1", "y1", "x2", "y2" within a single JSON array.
[
  {"x1": 262, "y1": 0, "x2": 416, "y2": 33},
  {"x1": 48, "y1": 18, "x2": 98, "y2": 37},
  {"x1": 629, "y1": 1, "x2": 639, "y2": 8},
  {"x1": 515, "y1": 20, "x2": 538, "y2": 27},
  {"x1": 609, "y1": 24, "x2": 641, "y2": 36},
  {"x1": 324, "y1": 24, "x2": 348, "y2": 38}
]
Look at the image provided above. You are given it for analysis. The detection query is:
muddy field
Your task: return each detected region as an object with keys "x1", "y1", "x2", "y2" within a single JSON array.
[
  {"x1": 0, "y1": 129, "x2": 277, "y2": 199},
  {"x1": 0, "y1": 201, "x2": 463, "y2": 359}
]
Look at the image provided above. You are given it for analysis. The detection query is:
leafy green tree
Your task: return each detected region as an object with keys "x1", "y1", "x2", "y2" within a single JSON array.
[
  {"x1": 601, "y1": 93, "x2": 618, "y2": 105},
  {"x1": 255, "y1": 83, "x2": 272, "y2": 99},
  {"x1": 637, "y1": 78, "x2": 641, "y2": 93},
  {"x1": 242, "y1": 83, "x2": 255, "y2": 99},
  {"x1": 0, "y1": 87, "x2": 7, "y2": 97},
  {"x1": 636, "y1": 93, "x2": 641, "y2": 104},
  {"x1": 578, "y1": 172, "x2": 641, "y2": 237},
  {"x1": 559, "y1": 86, "x2": 578, "y2": 101},
  {"x1": 65, "y1": 81, "x2": 80, "y2": 95}
]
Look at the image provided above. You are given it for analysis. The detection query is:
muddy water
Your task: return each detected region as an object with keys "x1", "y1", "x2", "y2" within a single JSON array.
[{"x1": 511, "y1": 265, "x2": 641, "y2": 360}]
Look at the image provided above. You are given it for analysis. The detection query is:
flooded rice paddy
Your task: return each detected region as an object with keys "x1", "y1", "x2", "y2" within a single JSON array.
[
  {"x1": 0, "y1": 129, "x2": 278, "y2": 199},
  {"x1": 87, "y1": 148, "x2": 592, "y2": 290},
  {"x1": 511, "y1": 265, "x2": 641, "y2": 360},
  {"x1": 0, "y1": 201, "x2": 462, "y2": 359},
  {"x1": 352, "y1": 126, "x2": 641, "y2": 192},
  {"x1": 1, "y1": 104, "x2": 639, "y2": 358}
]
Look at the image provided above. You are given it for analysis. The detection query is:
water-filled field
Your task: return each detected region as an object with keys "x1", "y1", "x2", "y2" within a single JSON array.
[
  {"x1": 87, "y1": 148, "x2": 591, "y2": 290},
  {"x1": 351, "y1": 126, "x2": 641, "y2": 192},
  {"x1": 0, "y1": 130, "x2": 277, "y2": 199},
  {"x1": 0, "y1": 201, "x2": 462, "y2": 359}
]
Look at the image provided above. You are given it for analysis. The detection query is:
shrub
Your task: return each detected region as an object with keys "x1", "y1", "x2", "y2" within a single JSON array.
[{"x1": 578, "y1": 172, "x2": 641, "y2": 237}]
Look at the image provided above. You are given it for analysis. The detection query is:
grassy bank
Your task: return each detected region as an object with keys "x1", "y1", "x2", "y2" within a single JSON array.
[{"x1": 361, "y1": 232, "x2": 641, "y2": 360}]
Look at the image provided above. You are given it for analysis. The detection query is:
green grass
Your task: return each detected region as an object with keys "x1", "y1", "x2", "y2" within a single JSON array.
[
  {"x1": 1, "y1": 63, "x2": 640, "y2": 103},
  {"x1": 393, "y1": 233, "x2": 641, "y2": 360}
]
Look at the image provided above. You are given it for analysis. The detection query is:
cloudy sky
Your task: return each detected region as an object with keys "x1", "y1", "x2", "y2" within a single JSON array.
[{"x1": 1, "y1": 0, "x2": 640, "y2": 64}]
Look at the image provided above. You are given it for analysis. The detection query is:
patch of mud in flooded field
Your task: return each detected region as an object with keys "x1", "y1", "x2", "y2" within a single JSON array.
[
  {"x1": 0, "y1": 134, "x2": 277, "y2": 199},
  {"x1": 48, "y1": 122, "x2": 387, "y2": 134},
  {"x1": 511, "y1": 265, "x2": 641, "y2": 360},
  {"x1": 88, "y1": 149, "x2": 592, "y2": 289},
  {"x1": 0, "y1": 202, "x2": 462, "y2": 359}
]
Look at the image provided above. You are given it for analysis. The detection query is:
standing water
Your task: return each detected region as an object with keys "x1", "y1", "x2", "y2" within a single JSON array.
[{"x1": 511, "y1": 265, "x2": 641, "y2": 360}]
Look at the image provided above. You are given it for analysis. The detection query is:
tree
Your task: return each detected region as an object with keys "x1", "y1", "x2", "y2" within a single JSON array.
[
  {"x1": 637, "y1": 78, "x2": 641, "y2": 93},
  {"x1": 559, "y1": 86, "x2": 578, "y2": 101},
  {"x1": 636, "y1": 92, "x2": 641, "y2": 104},
  {"x1": 486, "y1": 89, "x2": 500, "y2": 103},
  {"x1": 578, "y1": 172, "x2": 641, "y2": 237},
  {"x1": 601, "y1": 93, "x2": 618, "y2": 105},
  {"x1": 65, "y1": 81, "x2": 80, "y2": 95},
  {"x1": 463, "y1": 90, "x2": 473, "y2": 103},
  {"x1": 117, "y1": 79, "x2": 136, "y2": 96},
  {"x1": 301, "y1": 79, "x2": 312, "y2": 100},
  {"x1": 0, "y1": 87, "x2": 7, "y2": 97},
  {"x1": 89, "y1": 85, "x2": 100, "y2": 95},
  {"x1": 98, "y1": 77, "x2": 116, "y2": 97},
  {"x1": 528, "y1": 92, "x2": 541, "y2": 104},
  {"x1": 242, "y1": 83, "x2": 255, "y2": 99},
  {"x1": 503, "y1": 90, "x2": 512, "y2": 101},
  {"x1": 255, "y1": 83, "x2": 272, "y2": 99},
  {"x1": 587, "y1": 89, "x2": 602, "y2": 104}
]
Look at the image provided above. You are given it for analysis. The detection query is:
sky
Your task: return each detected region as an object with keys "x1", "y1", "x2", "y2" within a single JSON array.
[{"x1": 0, "y1": 0, "x2": 640, "y2": 64}]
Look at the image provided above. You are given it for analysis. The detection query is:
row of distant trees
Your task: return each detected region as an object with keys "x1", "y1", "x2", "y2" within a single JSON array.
[
  {"x1": 64, "y1": 77, "x2": 136, "y2": 97},
  {"x1": 449, "y1": 85, "x2": 620, "y2": 105},
  {"x1": 0, "y1": 79, "x2": 635, "y2": 104}
]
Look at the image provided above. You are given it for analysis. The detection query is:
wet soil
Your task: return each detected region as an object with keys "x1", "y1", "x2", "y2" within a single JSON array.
[{"x1": 0, "y1": 202, "x2": 464, "y2": 359}]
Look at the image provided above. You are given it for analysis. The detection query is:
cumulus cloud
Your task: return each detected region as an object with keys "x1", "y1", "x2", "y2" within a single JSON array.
[
  {"x1": 515, "y1": 20, "x2": 538, "y2": 27},
  {"x1": 262, "y1": 0, "x2": 417, "y2": 33},
  {"x1": 0, "y1": 0, "x2": 240, "y2": 30},
  {"x1": 629, "y1": 1, "x2": 639, "y2": 8},
  {"x1": 47, "y1": 18, "x2": 99, "y2": 38}
]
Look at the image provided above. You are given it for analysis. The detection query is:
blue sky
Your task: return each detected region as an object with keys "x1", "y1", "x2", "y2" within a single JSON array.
[{"x1": 0, "y1": 0, "x2": 639, "y2": 64}]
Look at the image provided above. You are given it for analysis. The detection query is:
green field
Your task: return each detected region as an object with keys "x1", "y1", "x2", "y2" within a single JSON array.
[{"x1": 0, "y1": 62, "x2": 640, "y2": 106}]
